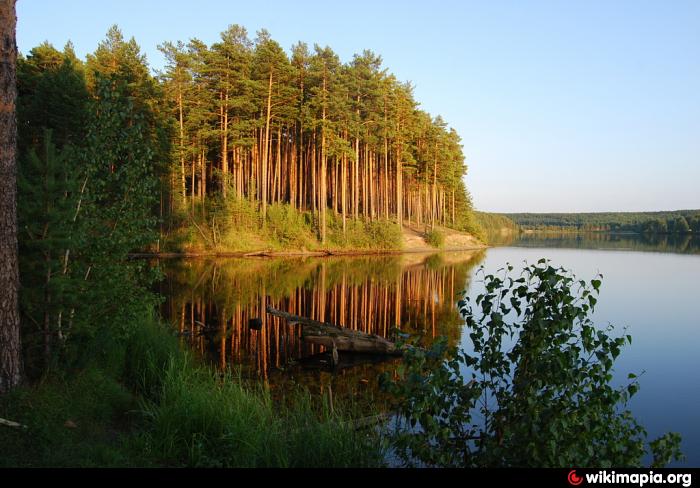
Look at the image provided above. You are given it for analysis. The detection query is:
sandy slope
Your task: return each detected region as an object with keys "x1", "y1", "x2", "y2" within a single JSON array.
[{"x1": 402, "y1": 223, "x2": 485, "y2": 252}]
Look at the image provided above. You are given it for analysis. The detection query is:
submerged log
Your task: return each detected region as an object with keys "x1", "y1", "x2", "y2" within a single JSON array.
[
  {"x1": 265, "y1": 305, "x2": 402, "y2": 356},
  {"x1": 350, "y1": 412, "x2": 393, "y2": 430}
]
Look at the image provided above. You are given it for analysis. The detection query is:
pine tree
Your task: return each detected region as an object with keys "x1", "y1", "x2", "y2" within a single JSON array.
[{"x1": 17, "y1": 132, "x2": 81, "y2": 371}]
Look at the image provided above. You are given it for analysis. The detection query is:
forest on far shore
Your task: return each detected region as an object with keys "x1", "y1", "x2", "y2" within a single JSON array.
[{"x1": 502, "y1": 210, "x2": 700, "y2": 234}]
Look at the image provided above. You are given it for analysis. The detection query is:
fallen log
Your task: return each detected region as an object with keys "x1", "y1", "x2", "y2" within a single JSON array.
[
  {"x1": 265, "y1": 305, "x2": 403, "y2": 356},
  {"x1": 0, "y1": 417, "x2": 27, "y2": 430}
]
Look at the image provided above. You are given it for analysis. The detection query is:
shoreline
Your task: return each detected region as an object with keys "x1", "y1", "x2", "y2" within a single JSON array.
[{"x1": 129, "y1": 244, "x2": 489, "y2": 259}]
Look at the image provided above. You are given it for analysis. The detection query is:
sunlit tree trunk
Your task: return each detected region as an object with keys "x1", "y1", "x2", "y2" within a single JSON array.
[
  {"x1": 221, "y1": 87, "x2": 229, "y2": 198},
  {"x1": 178, "y1": 90, "x2": 186, "y2": 205},
  {"x1": 354, "y1": 136, "x2": 359, "y2": 217},
  {"x1": 396, "y1": 139, "x2": 403, "y2": 226},
  {"x1": 342, "y1": 136, "x2": 347, "y2": 234},
  {"x1": 261, "y1": 68, "x2": 273, "y2": 220},
  {"x1": 384, "y1": 136, "x2": 389, "y2": 219},
  {"x1": 320, "y1": 71, "x2": 327, "y2": 243}
]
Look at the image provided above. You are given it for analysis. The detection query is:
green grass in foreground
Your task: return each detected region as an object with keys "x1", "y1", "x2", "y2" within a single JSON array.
[{"x1": 0, "y1": 318, "x2": 384, "y2": 467}]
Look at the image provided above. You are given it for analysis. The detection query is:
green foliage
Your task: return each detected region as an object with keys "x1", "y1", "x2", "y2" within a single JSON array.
[
  {"x1": 424, "y1": 228, "x2": 445, "y2": 248},
  {"x1": 266, "y1": 203, "x2": 313, "y2": 247},
  {"x1": 16, "y1": 32, "x2": 166, "y2": 378},
  {"x1": 0, "y1": 317, "x2": 384, "y2": 467},
  {"x1": 60, "y1": 73, "x2": 162, "y2": 358},
  {"x1": 17, "y1": 42, "x2": 89, "y2": 152},
  {"x1": 17, "y1": 133, "x2": 82, "y2": 375},
  {"x1": 363, "y1": 220, "x2": 403, "y2": 249},
  {"x1": 328, "y1": 214, "x2": 402, "y2": 250},
  {"x1": 224, "y1": 197, "x2": 261, "y2": 232},
  {"x1": 381, "y1": 261, "x2": 683, "y2": 467}
]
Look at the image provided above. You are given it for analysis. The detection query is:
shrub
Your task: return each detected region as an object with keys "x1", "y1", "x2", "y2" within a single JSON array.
[
  {"x1": 381, "y1": 260, "x2": 683, "y2": 467},
  {"x1": 365, "y1": 220, "x2": 402, "y2": 249},
  {"x1": 424, "y1": 228, "x2": 445, "y2": 248},
  {"x1": 265, "y1": 203, "x2": 313, "y2": 248},
  {"x1": 224, "y1": 197, "x2": 261, "y2": 232},
  {"x1": 329, "y1": 215, "x2": 402, "y2": 250}
]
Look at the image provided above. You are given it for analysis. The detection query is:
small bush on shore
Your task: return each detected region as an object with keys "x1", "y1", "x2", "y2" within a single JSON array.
[{"x1": 424, "y1": 228, "x2": 445, "y2": 248}]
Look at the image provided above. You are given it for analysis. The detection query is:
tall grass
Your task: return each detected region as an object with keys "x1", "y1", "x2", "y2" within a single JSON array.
[
  {"x1": 138, "y1": 357, "x2": 382, "y2": 467},
  {"x1": 0, "y1": 317, "x2": 384, "y2": 467}
]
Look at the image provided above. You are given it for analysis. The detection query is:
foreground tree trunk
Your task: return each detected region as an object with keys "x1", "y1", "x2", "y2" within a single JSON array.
[{"x1": 0, "y1": 0, "x2": 22, "y2": 394}]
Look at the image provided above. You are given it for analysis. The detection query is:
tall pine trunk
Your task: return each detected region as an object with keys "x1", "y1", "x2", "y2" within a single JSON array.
[
  {"x1": 320, "y1": 70, "x2": 327, "y2": 244},
  {"x1": 178, "y1": 90, "x2": 186, "y2": 205},
  {"x1": 342, "y1": 131, "x2": 347, "y2": 234},
  {"x1": 261, "y1": 68, "x2": 273, "y2": 221},
  {"x1": 0, "y1": 0, "x2": 22, "y2": 393},
  {"x1": 396, "y1": 137, "x2": 403, "y2": 226},
  {"x1": 221, "y1": 88, "x2": 229, "y2": 198}
]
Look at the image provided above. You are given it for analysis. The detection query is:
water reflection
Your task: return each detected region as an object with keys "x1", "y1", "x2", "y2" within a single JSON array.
[
  {"x1": 489, "y1": 231, "x2": 700, "y2": 254},
  {"x1": 155, "y1": 241, "x2": 700, "y2": 465},
  {"x1": 158, "y1": 252, "x2": 485, "y2": 383}
]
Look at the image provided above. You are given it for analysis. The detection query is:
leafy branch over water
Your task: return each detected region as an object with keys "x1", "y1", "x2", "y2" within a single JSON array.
[{"x1": 381, "y1": 260, "x2": 683, "y2": 467}]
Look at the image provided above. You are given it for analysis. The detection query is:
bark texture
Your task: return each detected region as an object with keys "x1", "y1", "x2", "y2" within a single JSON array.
[{"x1": 0, "y1": 0, "x2": 22, "y2": 394}]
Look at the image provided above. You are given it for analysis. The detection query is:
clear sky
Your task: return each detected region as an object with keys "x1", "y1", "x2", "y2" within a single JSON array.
[{"x1": 16, "y1": 0, "x2": 700, "y2": 213}]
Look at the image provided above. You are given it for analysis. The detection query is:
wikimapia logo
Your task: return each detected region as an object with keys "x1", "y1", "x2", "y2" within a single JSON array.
[
  {"x1": 568, "y1": 470, "x2": 584, "y2": 486},
  {"x1": 567, "y1": 469, "x2": 693, "y2": 487}
]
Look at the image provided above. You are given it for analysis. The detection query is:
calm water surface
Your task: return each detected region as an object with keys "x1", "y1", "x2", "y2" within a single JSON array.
[{"x1": 157, "y1": 234, "x2": 700, "y2": 466}]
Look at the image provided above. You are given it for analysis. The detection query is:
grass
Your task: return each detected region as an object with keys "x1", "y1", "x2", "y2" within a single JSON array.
[
  {"x1": 139, "y1": 359, "x2": 381, "y2": 467},
  {"x1": 0, "y1": 317, "x2": 385, "y2": 467},
  {"x1": 0, "y1": 368, "x2": 142, "y2": 467}
]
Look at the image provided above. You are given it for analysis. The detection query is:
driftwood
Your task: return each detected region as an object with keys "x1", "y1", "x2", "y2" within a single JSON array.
[
  {"x1": 0, "y1": 418, "x2": 27, "y2": 430},
  {"x1": 265, "y1": 306, "x2": 402, "y2": 356}
]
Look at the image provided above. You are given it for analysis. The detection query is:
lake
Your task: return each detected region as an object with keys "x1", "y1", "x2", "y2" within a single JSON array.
[{"x1": 157, "y1": 233, "x2": 700, "y2": 466}]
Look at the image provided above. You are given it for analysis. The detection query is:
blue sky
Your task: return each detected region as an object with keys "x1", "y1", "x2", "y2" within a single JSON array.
[{"x1": 16, "y1": 0, "x2": 700, "y2": 212}]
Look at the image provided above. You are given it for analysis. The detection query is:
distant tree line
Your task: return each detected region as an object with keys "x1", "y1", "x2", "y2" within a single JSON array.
[
  {"x1": 473, "y1": 211, "x2": 519, "y2": 235},
  {"x1": 503, "y1": 210, "x2": 700, "y2": 234}
]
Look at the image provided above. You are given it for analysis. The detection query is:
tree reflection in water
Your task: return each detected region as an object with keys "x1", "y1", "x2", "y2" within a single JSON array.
[{"x1": 156, "y1": 252, "x2": 485, "y2": 402}]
